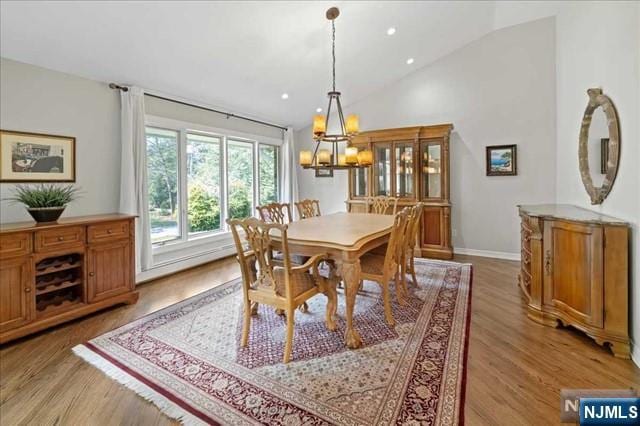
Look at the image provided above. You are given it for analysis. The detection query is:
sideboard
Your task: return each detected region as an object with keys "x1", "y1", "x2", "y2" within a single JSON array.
[
  {"x1": 518, "y1": 204, "x2": 629, "y2": 358},
  {"x1": 0, "y1": 214, "x2": 138, "y2": 344}
]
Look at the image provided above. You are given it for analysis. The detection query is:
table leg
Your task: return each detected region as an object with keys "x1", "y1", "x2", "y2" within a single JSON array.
[{"x1": 339, "y1": 259, "x2": 363, "y2": 349}]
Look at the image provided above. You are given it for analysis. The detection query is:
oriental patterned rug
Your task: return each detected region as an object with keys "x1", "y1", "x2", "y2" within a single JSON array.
[{"x1": 74, "y1": 258, "x2": 473, "y2": 426}]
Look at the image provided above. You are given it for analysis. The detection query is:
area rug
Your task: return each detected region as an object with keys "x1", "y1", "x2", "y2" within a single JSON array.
[{"x1": 73, "y1": 258, "x2": 473, "y2": 425}]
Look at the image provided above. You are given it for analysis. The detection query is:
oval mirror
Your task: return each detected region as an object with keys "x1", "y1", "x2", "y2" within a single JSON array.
[{"x1": 578, "y1": 88, "x2": 620, "y2": 204}]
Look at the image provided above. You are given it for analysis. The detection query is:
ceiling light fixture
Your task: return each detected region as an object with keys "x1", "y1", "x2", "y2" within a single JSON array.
[
  {"x1": 281, "y1": 93, "x2": 289, "y2": 99},
  {"x1": 299, "y1": 7, "x2": 371, "y2": 172},
  {"x1": 387, "y1": 27, "x2": 396, "y2": 36},
  {"x1": 316, "y1": 108, "x2": 322, "y2": 113},
  {"x1": 406, "y1": 57, "x2": 414, "y2": 65}
]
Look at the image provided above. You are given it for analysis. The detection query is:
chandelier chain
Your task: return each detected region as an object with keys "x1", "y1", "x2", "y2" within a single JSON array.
[{"x1": 332, "y1": 19, "x2": 336, "y2": 92}]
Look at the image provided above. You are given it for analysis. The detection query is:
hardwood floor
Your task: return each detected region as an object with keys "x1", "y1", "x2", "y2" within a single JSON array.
[{"x1": 0, "y1": 255, "x2": 638, "y2": 425}]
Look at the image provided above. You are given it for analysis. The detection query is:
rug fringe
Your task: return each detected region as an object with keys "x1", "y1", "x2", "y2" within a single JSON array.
[{"x1": 72, "y1": 344, "x2": 206, "y2": 426}]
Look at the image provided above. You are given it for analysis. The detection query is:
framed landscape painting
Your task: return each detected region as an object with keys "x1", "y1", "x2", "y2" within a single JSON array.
[
  {"x1": 0, "y1": 130, "x2": 76, "y2": 182},
  {"x1": 486, "y1": 144, "x2": 517, "y2": 176}
]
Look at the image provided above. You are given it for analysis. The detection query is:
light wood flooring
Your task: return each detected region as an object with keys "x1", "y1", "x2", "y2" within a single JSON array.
[{"x1": 0, "y1": 255, "x2": 638, "y2": 425}]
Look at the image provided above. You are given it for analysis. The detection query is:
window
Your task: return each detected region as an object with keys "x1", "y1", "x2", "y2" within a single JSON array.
[
  {"x1": 186, "y1": 133, "x2": 222, "y2": 235},
  {"x1": 145, "y1": 120, "x2": 281, "y2": 248},
  {"x1": 259, "y1": 144, "x2": 278, "y2": 204},
  {"x1": 227, "y1": 140, "x2": 254, "y2": 220},
  {"x1": 146, "y1": 127, "x2": 180, "y2": 245}
]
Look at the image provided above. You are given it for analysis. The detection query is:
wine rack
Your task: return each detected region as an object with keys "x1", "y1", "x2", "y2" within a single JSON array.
[{"x1": 35, "y1": 252, "x2": 83, "y2": 318}]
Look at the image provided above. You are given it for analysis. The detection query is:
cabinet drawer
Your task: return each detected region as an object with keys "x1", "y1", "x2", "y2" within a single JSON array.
[
  {"x1": 87, "y1": 220, "x2": 130, "y2": 243},
  {"x1": 34, "y1": 227, "x2": 85, "y2": 252},
  {"x1": 0, "y1": 232, "x2": 32, "y2": 257}
]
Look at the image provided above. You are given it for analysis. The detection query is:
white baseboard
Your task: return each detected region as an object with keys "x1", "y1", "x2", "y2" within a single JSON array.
[
  {"x1": 631, "y1": 341, "x2": 640, "y2": 368},
  {"x1": 454, "y1": 247, "x2": 521, "y2": 261},
  {"x1": 136, "y1": 245, "x2": 236, "y2": 284}
]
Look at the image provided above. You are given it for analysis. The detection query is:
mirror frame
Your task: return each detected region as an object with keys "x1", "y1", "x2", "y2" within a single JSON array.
[{"x1": 578, "y1": 88, "x2": 620, "y2": 204}]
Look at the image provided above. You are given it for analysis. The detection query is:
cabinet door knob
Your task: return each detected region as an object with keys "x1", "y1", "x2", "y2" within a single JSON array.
[
  {"x1": 24, "y1": 287, "x2": 31, "y2": 293},
  {"x1": 58, "y1": 236, "x2": 64, "y2": 241},
  {"x1": 107, "y1": 229, "x2": 113, "y2": 234},
  {"x1": 89, "y1": 272, "x2": 95, "y2": 277}
]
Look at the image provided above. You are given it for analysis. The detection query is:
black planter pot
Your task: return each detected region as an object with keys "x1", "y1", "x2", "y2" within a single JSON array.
[{"x1": 27, "y1": 207, "x2": 66, "y2": 223}]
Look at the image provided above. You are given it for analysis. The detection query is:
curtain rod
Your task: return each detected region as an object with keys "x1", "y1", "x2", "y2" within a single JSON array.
[{"x1": 108, "y1": 83, "x2": 288, "y2": 132}]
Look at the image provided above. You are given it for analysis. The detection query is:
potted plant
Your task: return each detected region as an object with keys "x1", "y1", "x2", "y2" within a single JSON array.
[{"x1": 6, "y1": 184, "x2": 80, "y2": 223}]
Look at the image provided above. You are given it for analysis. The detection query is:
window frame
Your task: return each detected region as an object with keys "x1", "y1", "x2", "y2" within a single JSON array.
[
  {"x1": 184, "y1": 130, "x2": 224, "y2": 240},
  {"x1": 145, "y1": 125, "x2": 183, "y2": 246},
  {"x1": 258, "y1": 143, "x2": 279, "y2": 205},
  {"x1": 145, "y1": 115, "x2": 282, "y2": 254}
]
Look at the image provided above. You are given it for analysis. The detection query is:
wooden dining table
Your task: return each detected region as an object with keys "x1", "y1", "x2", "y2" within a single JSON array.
[{"x1": 271, "y1": 212, "x2": 395, "y2": 349}]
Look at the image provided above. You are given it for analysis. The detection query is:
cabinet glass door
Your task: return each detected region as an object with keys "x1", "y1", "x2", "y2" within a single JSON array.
[
  {"x1": 421, "y1": 142, "x2": 442, "y2": 199},
  {"x1": 373, "y1": 144, "x2": 392, "y2": 196},
  {"x1": 395, "y1": 142, "x2": 414, "y2": 198},
  {"x1": 350, "y1": 146, "x2": 368, "y2": 198}
]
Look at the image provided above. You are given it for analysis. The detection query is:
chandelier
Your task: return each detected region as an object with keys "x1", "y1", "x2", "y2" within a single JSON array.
[{"x1": 299, "y1": 7, "x2": 372, "y2": 171}]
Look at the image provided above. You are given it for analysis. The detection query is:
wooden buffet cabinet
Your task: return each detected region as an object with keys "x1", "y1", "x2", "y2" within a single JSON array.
[
  {"x1": 346, "y1": 124, "x2": 454, "y2": 259},
  {"x1": 518, "y1": 204, "x2": 630, "y2": 358},
  {"x1": 0, "y1": 214, "x2": 138, "y2": 344}
]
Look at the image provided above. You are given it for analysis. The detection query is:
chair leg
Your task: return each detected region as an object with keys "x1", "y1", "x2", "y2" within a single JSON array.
[
  {"x1": 400, "y1": 262, "x2": 409, "y2": 304},
  {"x1": 241, "y1": 303, "x2": 251, "y2": 347},
  {"x1": 380, "y1": 278, "x2": 396, "y2": 327},
  {"x1": 250, "y1": 302, "x2": 259, "y2": 315},
  {"x1": 283, "y1": 307, "x2": 295, "y2": 363},
  {"x1": 395, "y1": 267, "x2": 407, "y2": 306},
  {"x1": 410, "y1": 256, "x2": 418, "y2": 287}
]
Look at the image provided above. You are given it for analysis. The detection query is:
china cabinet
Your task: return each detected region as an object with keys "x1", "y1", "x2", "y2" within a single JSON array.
[{"x1": 346, "y1": 124, "x2": 453, "y2": 259}]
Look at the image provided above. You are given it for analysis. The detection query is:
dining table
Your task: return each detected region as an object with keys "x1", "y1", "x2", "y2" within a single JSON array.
[{"x1": 271, "y1": 212, "x2": 395, "y2": 349}]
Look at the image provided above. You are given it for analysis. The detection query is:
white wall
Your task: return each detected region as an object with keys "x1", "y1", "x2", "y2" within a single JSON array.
[
  {"x1": 297, "y1": 17, "x2": 557, "y2": 256},
  {"x1": 0, "y1": 58, "x2": 121, "y2": 223},
  {"x1": 552, "y1": 2, "x2": 640, "y2": 364}
]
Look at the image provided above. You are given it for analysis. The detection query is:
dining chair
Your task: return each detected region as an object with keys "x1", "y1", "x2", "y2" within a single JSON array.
[
  {"x1": 358, "y1": 208, "x2": 409, "y2": 327},
  {"x1": 256, "y1": 202, "x2": 293, "y2": 224},
  {"x1": 257, "y1": 201, "x2": 308, "y2": 272},
  {"x1": 228, "y1": 217, "x2": 339, "y2": 363},
  {"x1": 366, "y1": 196, "x2": 399, "y2": 215},
  {"x1": 397, "y1": 203, "x2": 424, "y2": 302},
  {"x1": 295, "y1": 199, "x2": 321, "y2": 219}
]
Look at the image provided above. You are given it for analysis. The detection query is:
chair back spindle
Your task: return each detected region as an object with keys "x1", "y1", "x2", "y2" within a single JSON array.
[
  {"x1": 295, "y1": 199, "x2": 321, "y2": 219},
  {"x1": 256, "y1": 202, "x2": 293, "y2": 225},
  {"x1": 366, "y1": 196, "x2": 399, "y2": 215}
]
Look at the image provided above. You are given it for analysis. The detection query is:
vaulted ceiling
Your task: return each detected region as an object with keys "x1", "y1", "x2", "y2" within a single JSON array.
[{"x1": 2, "y1": 1, "x2": 506, "y2": 128}]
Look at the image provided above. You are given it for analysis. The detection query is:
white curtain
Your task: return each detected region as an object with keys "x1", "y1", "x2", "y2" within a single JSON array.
[
  {"x1": 280, "y1": 126, "x2": 299, "y2": 212},
  {"x1": 119, "y1": 86, "x2": 153, "y2": 274}
]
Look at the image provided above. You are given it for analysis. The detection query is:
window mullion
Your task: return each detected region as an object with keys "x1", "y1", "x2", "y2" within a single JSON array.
[
  {"x1": 179, "y1": 130, "x2": 188, "y2": 242},
  {"x1": 253, "y1": 141, "x2": 259, "y2": 216},
  {"x1": 221, "y1": 136, "x2": 228, "y2": 231}
]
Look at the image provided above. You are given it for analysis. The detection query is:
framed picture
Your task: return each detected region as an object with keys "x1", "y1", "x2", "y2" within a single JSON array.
[
  {"x1": 486, "y1": 144, "x2": 517, "y2": 176},
  {"x1": 600, "y1": 138, "x2": 609, "y2": 174},
  {"x1": 0, "y1": 130, "x2": 76, "y2": 182},
  {"x1": 315, "y1": 167, "x2": 333, "y2": 178}
]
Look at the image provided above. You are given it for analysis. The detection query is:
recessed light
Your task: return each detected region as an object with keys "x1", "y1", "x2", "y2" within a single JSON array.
[
  {"x1": 316, "y1": 108, "x2": 322, "y2": 113},
  {"x1": 406, "y1": 57, "x2": 414, "y2": 65},
  {"x1": 387, "y1": 27, "x2": 396, "y2": 36},
  {"x1": 281, "y1": 93, "x2": 289, "y2": 100}
]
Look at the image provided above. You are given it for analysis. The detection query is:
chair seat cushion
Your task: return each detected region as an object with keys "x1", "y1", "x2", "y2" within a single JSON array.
[
  {"x1": 273, "y1": 267, "x2": 316, "y2": 298},
  {"x1": 360, "y1": 253, "x2": 386, "y2": 276}
]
